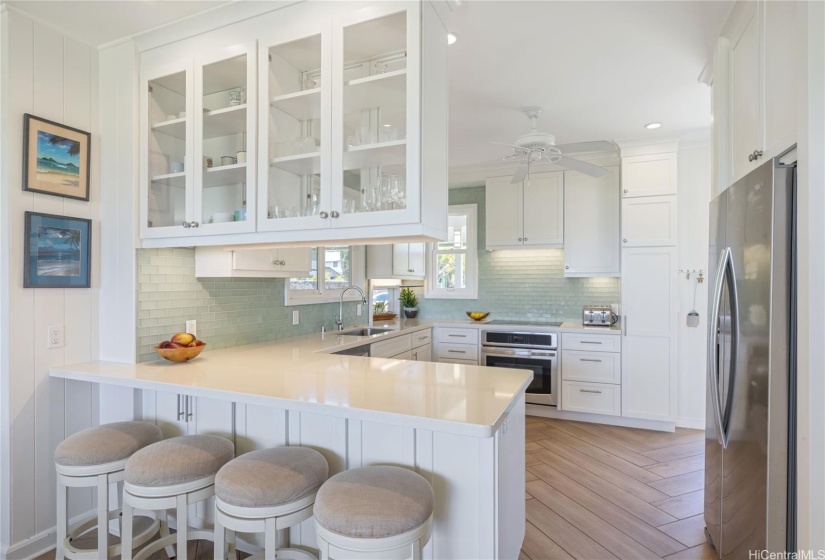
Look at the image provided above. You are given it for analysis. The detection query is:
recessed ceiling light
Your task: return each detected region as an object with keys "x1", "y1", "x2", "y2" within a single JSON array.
[
  {"x1": 447, "y1": 32, "x2": 458, "y2": 45},
  {"x1": 645, "y1": 122, "x2": 663, "y2": 130}
]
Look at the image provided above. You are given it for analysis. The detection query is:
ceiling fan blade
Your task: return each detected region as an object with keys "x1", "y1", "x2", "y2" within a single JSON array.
[
  {"x1": 557, "y1": 156, "x2": 608, "y2": 178},
  {"x1": 492, "y1": 141, "x2": 528, "y2": 151},
  {"x1": 555, "y1": 140, "x2": 617, "y2": 155},
  {"x1": 511, "y1": 162, "x2": 529, "y2": 184}
]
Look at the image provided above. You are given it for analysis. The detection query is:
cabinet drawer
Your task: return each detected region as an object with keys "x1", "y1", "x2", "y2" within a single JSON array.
[
  {"x1": 371, "y1": 334, "x2": 412, "y2": 359},
  {"x1": 562, "y1": 333, "x2": 620, "y2": 352},
  {"x1": 434, "y1": 328, "x2": 479, "y2": 344},
  {"x1": 436, "y1": 343, "x2": 479, "y2": 361},
  {"x1": 562, "y1": 381, "x2": 621, "y2": 416},
  {"x1": 562, "y1": 351, "x2": 621, "y2": 384},
  {"x1": 437, "y1": 357, "x2": 478, "y2": 366},
  {"x1": 411, "y1": 329, "x2": 432, "y2": 349}
]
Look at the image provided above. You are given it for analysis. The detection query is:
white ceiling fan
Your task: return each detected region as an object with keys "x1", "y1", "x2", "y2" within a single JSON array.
[{"x1": 495, "y1": 107, "x2": 617, "y2": 183}]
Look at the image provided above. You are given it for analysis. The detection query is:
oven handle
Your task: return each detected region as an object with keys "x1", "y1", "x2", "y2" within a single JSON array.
[{"x1": 482, "y1": 348, "x2": 557, "y2": 359}]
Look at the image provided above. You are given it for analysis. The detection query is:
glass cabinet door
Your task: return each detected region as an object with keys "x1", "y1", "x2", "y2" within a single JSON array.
[
  {"x1": 332, "y1": 2, "x2": 420, "y2": 228},
  {"x1": 259, "y1": 26, "x2": 330, "y2": 232},
  {"x1": 194, "y1": 43, "x2": 257, "y2": 234},
  {"x1": 141, "y1": 62, "x2": 193, "y2": 238}
]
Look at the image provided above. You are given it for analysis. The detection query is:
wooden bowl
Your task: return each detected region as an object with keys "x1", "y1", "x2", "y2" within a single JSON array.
[
  {"x1": 154, "y1": 343, "x2": 206, "y2": 363},
  {"x1": 372, "y1": 313, "x2": 397, "y2": 321},
  {"x1": 466, "y1": 311, "x2": 490, "y2": 321}
]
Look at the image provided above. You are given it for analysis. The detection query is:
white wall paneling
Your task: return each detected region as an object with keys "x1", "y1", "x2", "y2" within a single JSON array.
[{"x1": 0, "y1": 10, "x2": 100, "y2": 558}]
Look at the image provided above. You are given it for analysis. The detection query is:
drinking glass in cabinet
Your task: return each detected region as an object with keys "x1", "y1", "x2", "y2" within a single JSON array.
[{"x1": 267, "y1": 33, "x2": 324, "y2": 225}]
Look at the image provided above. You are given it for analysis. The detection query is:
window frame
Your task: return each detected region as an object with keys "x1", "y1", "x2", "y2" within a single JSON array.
[
  {"x1": 425, "y1": 203, "x2": 478, "y2": 300},
  {"x1": 285, "y1": 245, "x2": 366, "y2": 306}
]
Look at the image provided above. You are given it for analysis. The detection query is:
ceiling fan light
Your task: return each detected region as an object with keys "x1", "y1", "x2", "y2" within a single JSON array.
[
  {"x1": 644, "y1": 122, "x2": 663, "y2": 130},
  {"x1": 447, "y1": 32, "x2": 458, "y2": 45}
]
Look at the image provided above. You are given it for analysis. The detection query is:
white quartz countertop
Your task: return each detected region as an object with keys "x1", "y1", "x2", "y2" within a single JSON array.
[{"x1": 49, "y1": 319, "x2": 535, "y2": 438}]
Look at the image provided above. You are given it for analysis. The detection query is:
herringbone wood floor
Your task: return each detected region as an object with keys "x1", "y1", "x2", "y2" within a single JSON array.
[{"x1": 38, "y1": 416, "x2": 714, "y2": 560}]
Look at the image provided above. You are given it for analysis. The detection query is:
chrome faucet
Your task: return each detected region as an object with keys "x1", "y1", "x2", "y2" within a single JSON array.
[{"x1": 337, "y1": 286, "x2": 367, "y2": 331}]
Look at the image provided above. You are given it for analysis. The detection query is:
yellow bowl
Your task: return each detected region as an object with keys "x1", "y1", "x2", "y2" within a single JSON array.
[
  {"x1": 154, "y1": 343, "x2": 206, "y2": 363},
  {"x1": 466, "y1": 311, "x2": 490, "y2": 321}
]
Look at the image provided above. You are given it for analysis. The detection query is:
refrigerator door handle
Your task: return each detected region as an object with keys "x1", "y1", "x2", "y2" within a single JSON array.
[
  {"x1": 707, "y1": 248, "x2": 729, "y2": 446},
  {"x1": 721, "y1": 247, "x2": 740, "y2": 448}
]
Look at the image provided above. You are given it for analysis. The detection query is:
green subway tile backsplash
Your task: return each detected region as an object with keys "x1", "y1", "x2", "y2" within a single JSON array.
[
  {"x1": 135, "y1": 248, "x2": 361, "y2": 363},
  {"x1": 416, "y1": 185, "x2": 621, "y2": 322}
]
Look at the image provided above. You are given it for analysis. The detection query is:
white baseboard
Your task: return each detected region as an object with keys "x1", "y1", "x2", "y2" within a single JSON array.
[
  {"x1": 3, "y1": 509, "x2": 94, "y2": 560},
  {"x1": 676, "y1": 417, "x2": 706, "y2": 430},
  {"x1": 526, "y1": 405, "x2": 677, "y2": 432}
]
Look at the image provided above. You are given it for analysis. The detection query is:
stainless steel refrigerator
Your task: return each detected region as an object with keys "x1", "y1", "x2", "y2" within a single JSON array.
[{"x1": 705, "y1": 157, "x2": 796, "y2": 558}]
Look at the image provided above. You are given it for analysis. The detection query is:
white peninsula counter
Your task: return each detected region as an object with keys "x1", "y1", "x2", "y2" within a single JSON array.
[{"x1": 50, "y1": 326, "x2": 530, "y2": 560}]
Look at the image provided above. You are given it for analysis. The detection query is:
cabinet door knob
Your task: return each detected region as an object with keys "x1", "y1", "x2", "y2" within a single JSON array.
[
  {"x1": 748, "y1": 149, "x2": 763, "y2": 162},
  {"x1": 319, "y1": 211, "x2": 329, "y2": 219},
  {"x1": 623, "y1": 189, "x2": 629, "y2": 194},
  {"x1": 280, "y1": 260, "x2": 286, "y2": 266},
  {"x1": 182, "y1": 221, "x2": 190, "y2": 228},
  {"x1": 330, "y1": 210, "x2": 340, "y2": 218},
  {"x1": 623, "y1": 239, "x2": 628, "y2": 243},
  {"x1": 565, "y1": 265, "x2": 569, "y2": 269},
  {"x1": 190, "y1": 221, "x2": 199, "y2": 228},
  {"x1": 272, "y1": 259, "x2": 278, "y2": 265},
  {"x1": 518, "y1": 238, "x2": 523, "y2": 241},
  {"x1": 523, "y1": 237, "x2": 528, "y2": 241}
]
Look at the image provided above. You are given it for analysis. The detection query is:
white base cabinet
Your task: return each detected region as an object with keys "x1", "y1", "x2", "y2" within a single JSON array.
[
  {"x1": 560, "y1": 332, "x2": 621, "y2": 415},
  {"x1": 433, "y1": 327, "x2": 479, "y2": 365},
  {"x1": 140, "y1": 391, "x2": 526, "y2": 559}
]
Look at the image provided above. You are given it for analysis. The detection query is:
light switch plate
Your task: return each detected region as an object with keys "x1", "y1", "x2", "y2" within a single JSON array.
[
  {"x1": 293, "y1": 310, "x2": 299, "y2": 325},
  {"x1": 186, "y1": 320, "x2": 197, "y2": 337},
  {"x1": 357, "y1": 304, "x2": 362, "y2": 316}
]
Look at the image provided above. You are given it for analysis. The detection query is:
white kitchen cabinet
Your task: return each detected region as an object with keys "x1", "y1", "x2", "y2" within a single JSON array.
[
  {"x1": 621, "y1": 195, "x2": 677, "y2": 247},
  {"x1": 411, "y1": 343, "x2": 431, "y2": 362},
  {"x1": 433, "y1": 327, "x2": 479, "y2": 365},
  {"x1": 366, "y1": 242, "x2": 425, "y2": 279},
  {"x1": 144, "y1": 390, "x2": 235, "y2": 440},
  {"x1": 194, "y1": 246, "x2": 311, "y2": 277},
  {"x1": 371, "y1": 333, "x2": 412, "y2": 359},
  {"x1": 495, "y1": 397, "x2": 526, "y2": 558},
  {"x1": 485, "y1": 172, "x2": 564, "y2": 249},
  {"x1": 563, "y1": 167, "x2": 620, "y2": 277},
  {"x1": 621, "y1": 246, "x2": 677, "y2": 422},
  {"x1": 707, "y1": 0, "x2": 798, "y2": 189},
  {"x1": 561, "y1": 381, "x2": 621, "y2": 416},
  {"x1": 140, "y1": 43, "x2": 258, "y2": 240},
  {"x1": 621, "y1": 152, "x2": 677, "y2": 198}
]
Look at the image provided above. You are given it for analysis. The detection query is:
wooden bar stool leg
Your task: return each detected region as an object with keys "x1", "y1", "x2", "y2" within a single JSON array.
[
  {"x1": 55, "y1": 475, "x2": 67, "y2": 560},
  {"x1": 97, "y1": 474, "x2": 109, "y2": 558},
  {"x1": 121, "y1": 498, "x2": 134, "y2": 560},
  {"x1": 176, "y1": 494, "x2": 188, "y2": 560}
]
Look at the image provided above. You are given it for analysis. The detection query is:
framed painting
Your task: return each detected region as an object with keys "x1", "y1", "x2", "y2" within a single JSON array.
[
  {"x1": 24, "y1": 212, "x2": 92, "y2": 288},
  {"x1": 23, "y1": 114, "x2": 91, "y2": 201}
]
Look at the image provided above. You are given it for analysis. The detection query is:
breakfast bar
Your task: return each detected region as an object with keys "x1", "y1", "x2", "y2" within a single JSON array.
[{"x1": 50, "y1": 327, "x2": 531, "y2": 560}]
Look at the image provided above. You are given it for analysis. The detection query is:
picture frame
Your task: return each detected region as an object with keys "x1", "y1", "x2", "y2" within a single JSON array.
[
  {"x1": 24, "y1": 212, "x2": 92, "y2": 289},
  {"x1": 23, "y1": 113, "x2": 91, "y2": 201}
]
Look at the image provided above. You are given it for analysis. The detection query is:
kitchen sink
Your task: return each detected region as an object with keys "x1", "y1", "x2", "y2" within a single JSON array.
[{"x1": 339, "y1": 327, "x2": 394, "y2": 336}]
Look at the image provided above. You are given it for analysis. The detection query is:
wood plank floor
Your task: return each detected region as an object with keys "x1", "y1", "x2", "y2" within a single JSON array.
[{"x1": 37, "y1": 416, "x2": 715, "y2": 560}]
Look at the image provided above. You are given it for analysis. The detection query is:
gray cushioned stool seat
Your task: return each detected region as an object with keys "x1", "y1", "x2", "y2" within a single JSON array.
[
  {"x1": 55, "y1": 421, "x2": 163, "y2": 467},
  {"x1": 125, "y1": 434, "x2": 234, "y2": 488},
  {"x1": 216, "y1": 447, "x2": 328, "y2": 508},
  {"x1": 314, "y1": 466, "x2": 434, "y2": 539}
]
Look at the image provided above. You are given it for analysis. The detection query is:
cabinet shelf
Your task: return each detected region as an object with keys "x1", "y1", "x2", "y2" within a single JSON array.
[
  {"x1": 152, "y1": 117, "x2": 186, "y2": 140},
  {"x1": 203, "y1": 105, "x2": 247, "y2": 139},
  {"x1": 344, "y1": 69, "x2": 406, "y2": 114},
  {"x1": 204, "y1": 162, "x2": 246, "y2": 188},
  {"x1": 151, "y1": 172, "x2": 186, "y2": 188},
  {"x1": 270, "y1": 152, "x2": 321, "y2": 175},
  {"x1": 343, "y1": 140, "x2": 406, "y2": 171},
  {"x1": 270, "y1": 88, "x2": 321, "y2": 120}
]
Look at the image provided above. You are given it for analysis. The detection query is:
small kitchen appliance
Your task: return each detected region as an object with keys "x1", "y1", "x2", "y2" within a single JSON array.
[{"x1": 582, "y1": 305, "x2": 617, "y2": 327}]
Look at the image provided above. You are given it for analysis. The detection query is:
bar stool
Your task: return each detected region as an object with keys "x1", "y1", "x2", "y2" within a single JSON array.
[
  {"x1": 213, "y1": 446, "x2": 329, "y2": 560},
  {"x1": 55, "y1": 421, "x2": 164, "y2": 560},
  {"x1": 121, "y1": 434, "x2": 234, "y2": 560},
  {"x1": 313, "y1": 466, "x2": 434, "y2": 560}
]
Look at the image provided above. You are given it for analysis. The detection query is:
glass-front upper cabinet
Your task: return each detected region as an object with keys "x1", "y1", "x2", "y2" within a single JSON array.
[
  {"x1": 194, "y1": 43, "x2": 257, "y2": 235},
  {"x1": 140, "y1": 44, "x2": 256, "y2": 240},
  {"x1": 141, "y1": 61, "x2": 194, "y2": 239},
  {"x1": 258, "y1": 24, "x2": 330, "y2": 232},
  {"x1": 331, "y1": 2, "x2": 421, "y2": 228}
]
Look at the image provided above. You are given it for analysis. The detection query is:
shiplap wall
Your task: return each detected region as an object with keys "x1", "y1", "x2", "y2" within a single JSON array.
[{"x1": 1, "y1": 9, "x2": 100, "y2": 557}]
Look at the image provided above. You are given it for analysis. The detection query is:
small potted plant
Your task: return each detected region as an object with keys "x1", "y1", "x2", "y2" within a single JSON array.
[{"x1": 400, "y1": 287, "x2": 419, "y2": 319}]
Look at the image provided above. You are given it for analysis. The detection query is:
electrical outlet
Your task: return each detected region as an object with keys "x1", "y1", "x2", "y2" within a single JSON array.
[
  {"x1": 186, "y1": 320, "x2": 197, "y2": 337},
  {"x1": 357, "y1": 304, "x2": 362, "y2": 316},
  {"x1": 48, "y1": 325, "x2": 64, "y2": 349},
  {"x1": 292, "y1": 310, "x2": 299, "y2": 325}
]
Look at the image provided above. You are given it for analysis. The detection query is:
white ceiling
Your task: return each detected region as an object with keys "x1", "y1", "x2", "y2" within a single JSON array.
[
  {"x1": 6, "y1": 0, "x2": 732, "y2": 172},
  {"x1": 448, "y1": 0, "x2": 732, "y2": 170}
]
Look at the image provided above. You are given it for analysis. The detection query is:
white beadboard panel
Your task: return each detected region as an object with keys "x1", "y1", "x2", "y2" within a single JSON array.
[
  {"x1": 235, "y1": 404, "x2": 287, "y2": 455},
  {"x1": 360, "y1": 421, "x2": 415, "y2": 467},
  {"x1": 32, "y1": 23, "x2": 64, "y2": 123}
]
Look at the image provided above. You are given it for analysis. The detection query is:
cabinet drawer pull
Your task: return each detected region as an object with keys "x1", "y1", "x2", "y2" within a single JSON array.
[
  {"x1": 448, "y1": 334, "x2": 466, "y2": 338},
  {"x1": 448, "y1": 350, "x2": 466, "y2": 354},
  {"x1": 580, "y1": 341, "x2": 602, "y2": 345},
  {"x1": 580, "y1": 358, "x2": 603, "y2": 363},
  {"x1": 580, "y1": 389, "x2": 603, "y2": 394},
  {"x1": 177, "y1": 394, "x2": 184, "y2": 420}
]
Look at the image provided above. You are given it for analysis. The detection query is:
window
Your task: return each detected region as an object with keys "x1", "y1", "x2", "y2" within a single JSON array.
[
  {"x1": 286, "y1": 245, "x2": 365, "y2": 305},
  {"x1": 426, "y1": 204, "x2": 478, "y2": 299}
]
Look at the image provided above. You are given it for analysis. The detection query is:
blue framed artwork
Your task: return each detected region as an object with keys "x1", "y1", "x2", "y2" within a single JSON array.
[
  {"x1": 23, "y1": 114, "x2": 91, "y2": 201},
  {"x1": 24, "y1": 212, "x2": 91, "y2": 288}
]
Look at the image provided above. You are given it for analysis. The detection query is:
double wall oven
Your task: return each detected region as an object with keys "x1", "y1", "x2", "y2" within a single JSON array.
[{"x1": 481, "y1": 327, "x2": 559, "y2": 406}]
